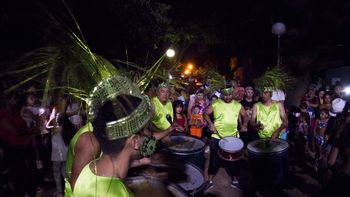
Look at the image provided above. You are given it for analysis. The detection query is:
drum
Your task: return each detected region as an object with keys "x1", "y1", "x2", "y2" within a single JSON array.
[
  {"x1": 127, "y1": 162, "x2": 204, "y2": 197},
  {"x1": 125, "y1": 176, "x2": 188, "y2": 197},
  {"x1": 247, "y1": 138, "x2": 289, "y2": 190},
  {"x1": 162, "y1": 135, "x2": 205, "y2": 170},
  {"x1": 218, "y1": 137, "x2": 244, "y2": 161},
  {"x1": 176, "y1": 162, "x2": 205, "y2": 197}
]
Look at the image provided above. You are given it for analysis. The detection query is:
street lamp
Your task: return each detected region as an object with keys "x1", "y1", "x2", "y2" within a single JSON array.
[
  {"x1": 166, "y1": 48, "x2": 175, "y2": 58},
  {"x1": 272, "y1": 22, "x2": 286, "y2": 66}
]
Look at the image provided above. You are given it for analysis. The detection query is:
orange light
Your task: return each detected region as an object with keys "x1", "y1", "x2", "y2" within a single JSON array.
[
  {"x1": 184, "y1": 70, "x2": 190, "y2": 75},
  {"x1": 187, "y1": 63, "x2": 194, "y2": 70}
]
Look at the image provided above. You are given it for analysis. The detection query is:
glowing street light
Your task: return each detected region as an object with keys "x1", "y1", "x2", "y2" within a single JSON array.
[
  {"x1": 187, "y1": 63, "x2": 194, "y2": 70},
  {"x1": 166, "y1": 48, "x2": 175, "y2": 58},
  {"x1": 184, "y1": 69, "x2": 190, "y2": 75}
]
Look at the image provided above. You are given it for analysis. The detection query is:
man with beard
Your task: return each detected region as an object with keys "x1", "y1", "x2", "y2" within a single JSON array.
[{"x1": 204, "y1": 85, "x2": 248, "y2": 190}]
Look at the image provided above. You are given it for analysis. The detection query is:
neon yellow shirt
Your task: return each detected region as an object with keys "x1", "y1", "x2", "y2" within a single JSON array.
[
  {"x1": 256, "y1": 102, "x2": 281, "y2": 138},
  {"x1": 151, "y1": 97, "x2": 173, "y2": 130},
  {"x1": 212, "y1": 99, "x2": 241, "y2": 139},
  {"x1": 73, "y1": 161, "x2": 133, "y2": 197},
  {"x1": 64, "y1": 122, "x2": 93, "y2": 197}
]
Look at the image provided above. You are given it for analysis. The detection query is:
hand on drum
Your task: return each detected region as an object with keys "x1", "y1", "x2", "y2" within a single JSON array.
[
  {"x1": 256, "y1": 122, "x2": 264, "y2": 130},
  {"x1": 271, "y1": 131, "x2": 279, "y2": 140},
  {"x1": 209, "y1": 124, "x2": 217, "y2": 134}
]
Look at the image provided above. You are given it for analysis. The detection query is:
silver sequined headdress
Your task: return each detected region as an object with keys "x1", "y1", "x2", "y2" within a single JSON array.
[{"x1": 87, "y1": 76, "x2": 151, "y2": 140}]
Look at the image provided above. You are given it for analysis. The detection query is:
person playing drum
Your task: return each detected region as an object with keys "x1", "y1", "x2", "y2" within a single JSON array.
[
  {"x1": 251, "y1": 87, "x2": 288, "y2": 139},
  {"x1": 73, "y1": 76, "x2": 158, "y2": 197},
  {"x1": 204, "y1": 85, "x2": 248, "y2": 190},
  {"x1": 150, "y1": 82, "x2": 177, "y2": 141}
]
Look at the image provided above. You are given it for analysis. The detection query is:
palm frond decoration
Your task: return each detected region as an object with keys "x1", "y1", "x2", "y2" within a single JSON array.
[
  {"x1": 254, "y1": 66, "x2": 295, "y2": 92},
  {"x1": 202, "y1": 69, "x2": 226, "y2": 94},
  {"x1": 112, "y1": 57, "x2": 186, "y2": 93}
]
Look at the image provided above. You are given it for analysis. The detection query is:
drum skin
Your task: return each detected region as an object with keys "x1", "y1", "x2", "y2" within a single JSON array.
[
  {"x1": 127, "y1": 162, "x2": 204, "y2": 197},
  {"x1": 125, "y1": 176, "x2": 188, "y2": 197},
  {"x1": 217, "y1": 137, "x2": 244, "y2": 161},
  {"x1": 162, "y1": 135, "x2": 205, "y2": 171},
  {"x1": 247, "y1": 138, "x2": 289, "y2": 190}
]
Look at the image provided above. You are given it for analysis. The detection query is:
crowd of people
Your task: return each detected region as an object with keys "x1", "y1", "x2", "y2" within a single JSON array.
[{"x1": 0, "y1": 74, "x2": 349, "y2": 197}]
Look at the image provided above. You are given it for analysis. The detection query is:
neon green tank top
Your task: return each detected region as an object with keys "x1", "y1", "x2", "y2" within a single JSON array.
[
  {"x1": 73, "y1": 161, "x2": 133, "y2": 197},
  {"x1": 64, "y1": 122, "x2": 93, "y2": 197},
  {"x1": 212, "y1": 99, "x2": 241, "y2": 139},
  {"x1": 151, "y1": 97, "x2": 173, "y2": 130},
  {"x1": 256, "y1": 102, "x2": 281, "y2": 138}
]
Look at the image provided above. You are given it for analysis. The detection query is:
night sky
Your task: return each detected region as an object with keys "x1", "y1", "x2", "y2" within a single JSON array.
[{"x1": 1, "y1": 0, "x2": 350, "y2": 77}]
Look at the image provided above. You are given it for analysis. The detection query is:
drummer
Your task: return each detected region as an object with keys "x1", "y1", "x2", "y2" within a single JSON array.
[
  {"x1": 204, "y1": 85, "x2": 248, "y2": 190},
  {"x1": 150, "y1": 82, "x2": 177, "y2": 141},
  {"x1": 73, "y1": 76, "x2": 158, "y2": 197},
  {"x1": 251, "y1": 87, "x2": 288, "y2": 139}
]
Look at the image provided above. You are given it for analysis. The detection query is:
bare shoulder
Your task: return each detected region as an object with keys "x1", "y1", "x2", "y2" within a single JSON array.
[{"x1": 75, "y1": 132, "x2": 98, "y2": 153}]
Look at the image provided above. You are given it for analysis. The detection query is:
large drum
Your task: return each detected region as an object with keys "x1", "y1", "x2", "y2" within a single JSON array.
[
  {"x1": 218, "y1": 137, "x2": 244, "y2": 161},
  {"x1": 162, "y1": 135, "x2": 205, "y2": 170},
  {"x1": 247, "y1": 138, "x2": 289, "y2": 190},
  {"x1": 127, "y1": 162, "x2": 204, "y2": 197},
  {"x1": 176, "y1": 162, "x2": 205, "y2": 197},
  {"x1": 125, "y1": 176, "x2": 188, "y2": 197}
]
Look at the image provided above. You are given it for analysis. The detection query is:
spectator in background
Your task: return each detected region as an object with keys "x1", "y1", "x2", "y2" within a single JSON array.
[
  {"x1": 333, "y1": 82, "x2": 343, "y2": 99},
  {"x1": 271, "y1": 89, "x2": 286, "y2": 105},
  {"x1": 317, "y1": 89, "x2": 326, "y2": 106},
  {"x1": 319, "y1": 92, "x2": 332, "y2": 111},
  {"x1": 173, "y1": 100, "x2": 188, "y2": 135},
  {"x1": 240, "y1": 86, "x2": 258, "y2": 144},
  {"x1": 65, "y1": 96, "x2": 84, "y2": 131},
  {"x1": 190, "y1": 105, "x2": 204, "y2": 138},
  {"x1": 0, "y1": 92, "x2": 36, "y2": 197}
]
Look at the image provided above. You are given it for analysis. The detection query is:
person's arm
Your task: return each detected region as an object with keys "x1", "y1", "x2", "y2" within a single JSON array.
[
  {"x1": 204, "y1": 105, "x2": 216, "y2": 133},
  {"x1": 250, "y1": 103, "x2": 259, "y2": 129},
  {"x1": 187, "y1": 96, "x2": 195, "y2": 122},
  {"x1": 149, "y1": 123, "x2": 174, "y2": 140},
  {"x1": 313, "y1": 119, "x2": 318, "y2": 136},
  {"x1": 239, "y1": 106, "x2": 248, "y2": 132},
  {"x1": 70, "y1": 132, "x2": 100, "y2": 190},
  {"x1": 308, "y1": 101, "x2": 319, "y2": 109},
  {"x1": 130, "y1": 157, "x2": 151, "y2": 167},
  {"x1": 184, "y1": 114, "x2": 188, "y2": 130},
  {"x1": 271, "y1": 102, "x2": 288, "y2": 139}
]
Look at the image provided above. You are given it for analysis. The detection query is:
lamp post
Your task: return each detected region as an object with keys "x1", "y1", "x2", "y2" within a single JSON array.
[{"x1": 272, "y1": 22, "x2": 286, "y2": 66}]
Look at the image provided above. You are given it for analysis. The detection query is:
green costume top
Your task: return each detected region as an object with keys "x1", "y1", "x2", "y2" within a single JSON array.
[
  {"x1": 256, "y1": 102, "x2": 282, "y2": 138},
  {"x1": 211, "y1": 99, "x2": 242, "y2": 139},
  {"x1": 73, "y1": 161, "x2": 133, "y2": 197},
  {"x1": 151, "y1": 97, "x2": 173, "y2": 130},
  {"x1": 64, "y1": 122, "x2": 93, "y2": 197}
]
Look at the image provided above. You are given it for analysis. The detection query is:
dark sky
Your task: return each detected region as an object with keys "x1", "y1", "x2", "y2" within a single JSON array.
[{"x1": 1, "y1": 0, "x2": 350, "y2": 75}]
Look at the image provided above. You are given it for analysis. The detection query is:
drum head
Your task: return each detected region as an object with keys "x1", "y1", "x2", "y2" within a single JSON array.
[
  {"x1": 164, "y1": 136, "x2": 205, "y2": 153},
  {"x1": 247, "y1": 138, "x2": 289, "y2": 155},
  {"x1": 125, "y1": 176, "x2": 187, "y2": 197},
  {"x1": 218, "y1": 137, "x2": 244, "y2": 153}
]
